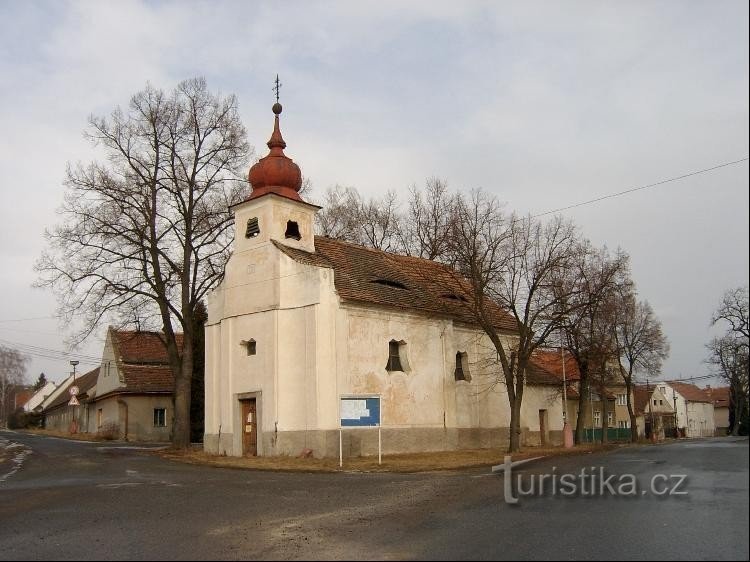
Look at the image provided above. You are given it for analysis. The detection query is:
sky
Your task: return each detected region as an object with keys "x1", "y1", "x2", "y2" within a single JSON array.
[{"x1": 0, "y1": 0, "x2": 748, "y2": 387}]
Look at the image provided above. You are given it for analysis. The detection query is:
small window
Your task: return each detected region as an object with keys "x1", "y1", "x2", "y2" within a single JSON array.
[
  {"x1": 454, "y1": 351, "x2": 471, "y2": 382},
  {"x1": 373, "y1": 279, "x2": 408, "y2": 290},
  {"x1": 594, "y1": 411, "x2": 601, "y2": 427},
  {"x1": 653, "y1": 399, "x2": 657, "y2": 406},
  {"x1": 284, "y1": 220, "x2": 301, "y2": 240},
  {"x1": 246, "y1": 217, "x2": 260, "y2": 238},
  {"x1": 386, "y1": 340, "x2": 406, "y2": 372},
  {"x1": 659, "y1": 400, "x2": 663, "y2": 406},
  {"x1": 153, "y1": 408, "x2": 166, "y2": 427},
  {"x1": 607, "y1": 412, "x2": 613, "y2": 425},
  {"x1": 241, "y1": 339, "x2": 256, "y2": 356},
  {"x1": 442, "y1": 293, "x2": 468, "y2": 302}
]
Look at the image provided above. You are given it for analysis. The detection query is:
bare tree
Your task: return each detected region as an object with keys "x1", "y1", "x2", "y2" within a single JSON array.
[
  {"x1": 358, "y1": 190, "x2": 403, "y2": 252},
  {"x1": 36, "y1": 78, "x2": 251, "y2": 448},
  {"x1": 612, "y1": 295, "x2": 669, "y2": 441},
  {"x1": 314, "y1": 185, "x2": 362, "y2": 240},
  {"x1": 709, "y1": 286, "x2": 750, "y2": 435},
  {"x1": 448, "y1": 189, "x2": 582, "y2": 452},
  {"x1": 557, "y1": 243, "x2": 631, "y2": 444},
  {"x1": 712, "y1": 286, "x2": 749, "y2": 341},
  {"x1": 0, "y1": 345, "x2": 28, "y2": 428},
  {"x1": 400, "y1": 177, "x2": 455, "y2": 260},
  {"x1": 707, "y1": 335, "x2": 748, "y2": 436}
]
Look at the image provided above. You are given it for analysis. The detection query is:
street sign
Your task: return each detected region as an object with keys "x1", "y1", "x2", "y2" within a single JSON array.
[
  {"x1": 68, "y1": 396, "x2": 80, "y2": 406},
  {"x1": 69, "y1": 386, "x2": 80, "y2": 396}
]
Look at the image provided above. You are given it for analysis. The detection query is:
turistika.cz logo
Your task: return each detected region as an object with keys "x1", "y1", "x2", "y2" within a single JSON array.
[{"x1": 492, "y1": 456, "x2": 688, "y2": 505}]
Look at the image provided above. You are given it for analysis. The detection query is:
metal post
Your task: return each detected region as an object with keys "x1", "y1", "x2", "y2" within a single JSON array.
[{"x1": 339, "y1": 428, "x2": 343, "y2": 468}]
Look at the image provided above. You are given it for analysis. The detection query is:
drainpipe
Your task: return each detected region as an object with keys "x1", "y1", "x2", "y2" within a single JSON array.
[{"x1": 117, "y1": 399, "x2": 129, "y2": 441}]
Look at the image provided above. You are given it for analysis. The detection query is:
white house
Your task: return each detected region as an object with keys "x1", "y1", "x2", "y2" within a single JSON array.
[
  {"x1": 204, "y1": 102, "x2": 564, "y2": 459},
  {"x1": 23, "y1": 381, "x2": 57, "y2": 413},
  {"x1": 654, "y1": 381, "x2": 715, "y2": 438}
]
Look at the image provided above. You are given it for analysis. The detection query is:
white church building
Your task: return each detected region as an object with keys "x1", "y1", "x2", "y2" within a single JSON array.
[{"x1": 204, "y1": 101, "x2": 564, "y2": 458}]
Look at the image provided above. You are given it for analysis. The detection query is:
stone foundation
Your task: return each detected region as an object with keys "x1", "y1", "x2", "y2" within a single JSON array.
[{"x1": 205, "y1": 426, "x2": 561, "y2": 458}]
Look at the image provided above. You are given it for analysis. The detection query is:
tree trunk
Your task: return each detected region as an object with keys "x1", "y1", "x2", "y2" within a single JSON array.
[
  {"x1": 575, "y1": 380, "x2": 589, "y2": 444},
  {"x1": 172, "y1": 336, "x2": 193, "y2": 449},
  {"x1": 732, "y1": 391, "x2": 744, "y2": 437},
  {"x1": 509, "y1": 397, "x2": 523, "y2": 453}
]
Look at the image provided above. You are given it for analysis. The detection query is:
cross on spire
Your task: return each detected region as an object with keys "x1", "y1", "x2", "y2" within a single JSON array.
[{"x1": 273, "y1": 74, "x2": 282, "y2": 103}]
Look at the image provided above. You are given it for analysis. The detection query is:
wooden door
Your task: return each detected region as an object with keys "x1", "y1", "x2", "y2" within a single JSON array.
[{"x1": 241, "y1": 399, "x2": 258, "y2": 457}]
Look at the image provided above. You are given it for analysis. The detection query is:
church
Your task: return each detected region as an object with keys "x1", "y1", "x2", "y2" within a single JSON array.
[{"x1": 203, "y1": 99, "x2": 565, "y2": 458}]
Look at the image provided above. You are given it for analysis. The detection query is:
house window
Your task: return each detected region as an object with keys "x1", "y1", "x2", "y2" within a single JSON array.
[
  {"x1": 594, "y1": 411, "x2": 601, "y2": 427},
  {"x1": 653, "y1": 399, "x2": 657, "y2": 406},
  {"x1": 153, "y1": 408, "x2": 166, "y2": 427},
  {"x1": 607, "y1": 412, "x2": 613, "y2": 425},
  {"x1": 242, "y1": 339, "x2": 257, "y2": 356},
  {"x1": 97, "y1": 408, "x2": 102, "y2": 429},
  {"x1": 659, "y1": 400, "x2": 663, "y2": 406},
  {"x1": 618, "y1": 420, "x2": 629, "y2": 429},
  {"x1": 660, "y1": 386, "x2": 666, "y2": 395},
  {"x1": 386, "y1": 340, "x2": 408, "y2": 372},
  {"x1": 284, "y1": 220, "x2": 301, "y2": 240},
  {"x1": 454, "y1": 352, "x2": 470, "y2": 382},
  {"x1": 616, "y1": 394, "x2": 627, "y2": 406},
  {"x1": 245, "y1": 217, "x2": 260, "y2": 238}
]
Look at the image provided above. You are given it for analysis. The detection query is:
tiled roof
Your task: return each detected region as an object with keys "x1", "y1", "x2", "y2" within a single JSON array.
[
  {"x1": 274, "y1": 237, "x2": 518, "y2": 331},
  {"x1": 530, "y1": 349, "x2": 581, "y2": 381},
  {"x1": 633, "y1": 385, "x2": 653, "y2": 415},
  {"x1": 46, "y1": 367, "x2": 99, "y2": 411},
  {"x1": 94, "y1": 328, "x2": 181, "y2": 398},
  {"x1": 668, "y1": 381, "x2": 712, "y2": 403},
  {"x1": 120, "y1": 365, "x2": 174, "y2": 393},
  {"x1": 112, "y1": 330, "x2": 183, "y2": 364},
  {"x1": 704, "y1": 386, "x2": 730, "y2": 408}
]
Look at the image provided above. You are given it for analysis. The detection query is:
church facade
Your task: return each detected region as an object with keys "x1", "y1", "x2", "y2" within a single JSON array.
[{"x1": 204, "y1": 102, "x2": 564, "y2": 458}]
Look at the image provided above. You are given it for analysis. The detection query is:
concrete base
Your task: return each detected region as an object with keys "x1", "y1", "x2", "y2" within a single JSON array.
[{"x1": 205, "y1": 427, "x2": 564, "y2": 458}]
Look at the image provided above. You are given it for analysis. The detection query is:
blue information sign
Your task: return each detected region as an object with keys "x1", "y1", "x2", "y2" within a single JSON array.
[{"x1": 340, "y1": 396, "x2": 381, "y2": 427}]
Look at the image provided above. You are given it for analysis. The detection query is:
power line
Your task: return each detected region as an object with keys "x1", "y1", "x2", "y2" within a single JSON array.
[
  {"x1": 533, "y1": 157, "x2": 749, "y2": 219},
  {"x1": 0, "y1": 338, "x2": 101, "y2": 364},
  {"x1": 0, "y1": 315, "x2": 59, "y2": 324}
]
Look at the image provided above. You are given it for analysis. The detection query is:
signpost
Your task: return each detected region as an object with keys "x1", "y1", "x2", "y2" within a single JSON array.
[{"x1": 339, "y1": 395, "x2": 381, "y2": 468}]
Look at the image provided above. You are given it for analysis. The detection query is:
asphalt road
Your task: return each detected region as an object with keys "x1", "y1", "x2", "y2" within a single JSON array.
[{"x1": 1, "y1": 431, "x2": 747, "y2": 561}]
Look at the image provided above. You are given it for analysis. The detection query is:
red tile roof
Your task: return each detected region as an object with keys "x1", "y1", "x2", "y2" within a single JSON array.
[
  {"x1": 112, "y1": 330, "x2": 183, "y2": 364},
  {"x1": 530, "y1": 349, "x2": 581, "y2": 381},
  {"x1": 633, "y1": 385, "x2": 653, "y2": 415},
  {"x1": 667, "y1": 381, "x2": 712, "y2": 403},
  {"x1": 274, "y1": 237, "x2": 518, "y2": 332},
  {"x1": 95, "y1": 329, "x2": 181, "y2": 398},
  {"x1": 704, "y1": 386, "x2": 730, "y2": 408},
  {"x1": 46, "y1": 367, "x2": 100, "y2": 412}
]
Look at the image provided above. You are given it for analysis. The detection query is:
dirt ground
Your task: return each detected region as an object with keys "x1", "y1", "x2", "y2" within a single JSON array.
[{"x1": 157, "y1": 442, "x2": 624, "y2": 473}]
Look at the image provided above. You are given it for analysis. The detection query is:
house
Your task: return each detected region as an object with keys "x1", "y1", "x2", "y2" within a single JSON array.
[
  {"x1": 657, "y1": 381, "x2": 715, "y2": 438},
  {"x1": 532, "y1": 349, "x2": 633, "y2": 441},
  {"x1": 43, "y1": 367, "x2": 99, "y2": 433},
  {"x1": 84, "y1": 328, "x2": 179, "y2": 442},
  {"x1": 23, "y1": 381, "x2": 57, "y2": 413},
  {"x1": 204, "y1": 102, "x2": 566, "y2": 458},
  {"x1": 704, "y1": 385, "x2": 730, "y2": 435},
  {"x1": 633, "y1": 384, "x2": 676, "y2": 440}
]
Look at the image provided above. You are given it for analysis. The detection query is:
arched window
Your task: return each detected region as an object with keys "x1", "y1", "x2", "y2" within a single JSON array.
[{"x1": 284, "y1": 220, "x2": 301, "y2": 240}]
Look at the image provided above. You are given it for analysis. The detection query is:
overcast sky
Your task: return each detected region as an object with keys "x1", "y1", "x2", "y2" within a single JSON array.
[{"x1": 1, "y1": 1, "x2": 747, "y2": 387}]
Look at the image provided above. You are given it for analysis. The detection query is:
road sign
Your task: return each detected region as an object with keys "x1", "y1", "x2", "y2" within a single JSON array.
[
  {"x1": 69, "y1": 386, "x2": 80, "y2": 396},
  {"x1": 68, "y1": 396, "x2": 80, "y2": 406}
]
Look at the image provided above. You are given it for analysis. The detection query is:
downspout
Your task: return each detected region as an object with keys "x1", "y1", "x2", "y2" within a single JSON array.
[{"x1": 117, "y1": 399, "x2": 129, "y2": 441}]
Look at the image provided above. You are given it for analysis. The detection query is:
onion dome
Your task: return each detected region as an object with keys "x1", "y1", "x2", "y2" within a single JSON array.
[{"x1": 247, "y1": 102, "x2": 304, "y2": 202}]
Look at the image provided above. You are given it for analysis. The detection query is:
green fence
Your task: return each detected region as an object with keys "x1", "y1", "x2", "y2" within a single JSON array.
[{"x1": 584, "y1": 428, "x2": 632, "y2": 442}]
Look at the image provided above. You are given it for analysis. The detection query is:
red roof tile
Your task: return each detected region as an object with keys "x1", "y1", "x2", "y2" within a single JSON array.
[
  {"x1": 704, "y1": 386, "x2": 730, "y2": 408},
  {"x1": 530, "y1": 349, "x2": 581, "y2": 381},
  {"x1": 667, "y1": 381, "x2": 712, "y2": 403},
  {"x1": 112, "y1": 330, "x2": 183, "y2": 364},
  {"x1": 274, "y1": 237, "x2": 518, "y2": 331}
]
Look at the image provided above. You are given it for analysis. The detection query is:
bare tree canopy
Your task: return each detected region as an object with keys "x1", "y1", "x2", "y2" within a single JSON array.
[
  {"x1": 712, "y1": 286, "x2": 749, "y2": 342},
  {"x1": 0, "y1": 344, "x2": 29, "y2": 427},
  {"x1": 36, "y1": 77, "x2": 251, "y2": 447},
  {"x1": 708, "y1": 286, "x2": 749, "y2": 435},
  {"x1": 401, "y1": 177, "x2": 455, "y2": 260},
  {"x1": 448, "y1": 189, "x2": 583, "y2": 452}
]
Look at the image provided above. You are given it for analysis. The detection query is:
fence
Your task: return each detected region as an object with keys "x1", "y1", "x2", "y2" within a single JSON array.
[{"x1": 584, "y1": 428, "x2": 632, "y2": 442}]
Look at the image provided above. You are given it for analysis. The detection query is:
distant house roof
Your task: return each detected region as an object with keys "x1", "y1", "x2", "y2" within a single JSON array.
[
  {"x1": 13, "y1": 389, "x2": 34, "y2": 410},
  {"x1": 530, "y1": 349, "x2": 581, "y2": 381},
  {"x1": 45, "y1": 367, "x2": 100, "y2": 412},
  {"x1": 704, "y1": 386, "x2": 730, "y2": 408},
  {"x1": 95, "y1": 329, "x2": 181, "y2": 400},
  {"x1": 668, "y1": 381, "x2": 712, "y2": 403},
  {"x1": 273, "y1": 237, "x2": 518, "y2": 332},
  {"x1": 633, "y1": 385, "x2": 653, "y2": 415}
]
